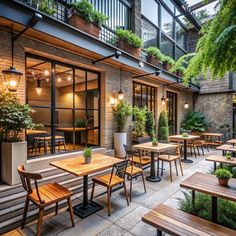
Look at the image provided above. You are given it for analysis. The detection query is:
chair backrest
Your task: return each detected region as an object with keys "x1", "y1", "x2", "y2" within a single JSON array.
[
  {"x1": 123, "y1": 144, "x2": 140, "y2": 159},
  {"x1": 162, "y1": 146, "x2": 181, "y2": 157},
  {"x1": 17, "y1": 165, "x2": 45, "y2": 204},
  {"x1": 109, "y1": 160, "x2": 128, "y2": 184}
]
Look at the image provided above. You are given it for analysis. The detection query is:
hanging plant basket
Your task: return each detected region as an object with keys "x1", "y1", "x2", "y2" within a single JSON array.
[{"x1": 117, "y1": 39, "x2": 141, "y2": 58}]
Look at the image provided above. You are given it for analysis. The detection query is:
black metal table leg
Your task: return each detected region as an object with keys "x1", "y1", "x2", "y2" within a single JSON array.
[
  {"x1": 214, "y1": 162, "x2": 217, "y2": 172},
  {"x1": 212, "y1": 196, "x2": 218, "y2": 223},
  {"x1": 181, "y1": 139, "x2": 193, "y2": 163},
  {"x1": 73, "y1": 175, "x2": 103, "y2": 218},
  {"x1": 146, "y1": 152, "x2": 161, "y2": 182},
  {"x1": 157, "y1": 229, "x2": 162, "y2": 236},
  {"x1": 192, "y1": 190, "x2": 195, "y2": 210}
]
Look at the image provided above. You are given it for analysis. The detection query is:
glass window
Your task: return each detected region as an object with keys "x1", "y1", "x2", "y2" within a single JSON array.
[
  {"x1": 166, "y1": 91, "x2": 177, "y2": 135},
  {"x1": 176, "y1": 47, "x2": 185, "y2": 60},
  {"x1": 161, "y1": 7, "x2": 173, "y2": 38},
  {"x1": 176, "y1": 21, "x2": 186, "y2": 49},
  {"x1": 141, "y1": 0, "x2": 158, "y2": 26},
  {"x1": 161, "y1": 34, "x2": 174, "y2": 58},
  {"x1": 163, "y1": 0, "x2": 174, "y2": 13},
  {"x1": 142, "y1": 19, "x2": 158, "y2": 48}
]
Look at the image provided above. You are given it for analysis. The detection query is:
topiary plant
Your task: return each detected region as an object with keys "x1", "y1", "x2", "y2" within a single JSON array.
[
  {"x1": 145, "y1": 110, "x2": 155, "y2": 138},
  {"x1": 132, "y1": 106, "x2": 147, "y2": 137},
  {"x1": 158, "y1": 111, "x2": 169, "y2": 141}
]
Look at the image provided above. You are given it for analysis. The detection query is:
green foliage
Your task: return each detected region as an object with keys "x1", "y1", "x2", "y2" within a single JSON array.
[
  {"x1": 145, "y1": 47, "x2": 164, "y2": 61},
  {"x1": 181, "y1": 132, "x2": 189, "y2": 138},
  {"x1": 180, "y1": 110, "x2": 208, "y2": 132},
  {"x1": 215, "y1": 168, "x2": 232, "y2": 179},
  {"x1": 183, "y1": 0, "x2": 236, "y2": 84},
  {"x1": 38, "y1": 0, "x2": 56, "y2": 16},
  {"x1": 116, "y1": 28, "x2": 143, "y2": 48},
  {"x1": 72, "y1": 0, "x2": 108, "y2": 27},
  {"x1": 132, "y1": 106, "x2": 147, "y2": 137},
  {"x1": 162, "y1": 55, "x2": 175, "y2": 66},
  {"x1": 0, "y1": 92, "x2": 35, "y2": 142},
  {"x1": 83, "y1": 147, "x2": 92, "y2": 158},
  {"x1": 75, "y1": 119, "x2": 87, "y2": 127},
  {"x1": 158, "y1": 111, "x2": 169, "y2": 141},
  {"x1": 179, "y1": 191, "x2": 236, "y2": 230},
  {"x1": 145, "y1": 110, "x2": 155, "y2": 138},
  {"x1": 113, "y1": 100, "x2": 132, "y2": 133},
  {"x1": 210, "y1": 164, "x2": 236, "y2": 178}
]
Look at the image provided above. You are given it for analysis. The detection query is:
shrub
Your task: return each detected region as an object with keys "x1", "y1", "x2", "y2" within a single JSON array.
[
  {"x1": 133, "y1": 106, "x2": 147, "y2": 137},
  {"x1": 179, "y1": 191, "x2": 236, "y2": 230},
  {"x1": 180, "y1": 110, "x2": 208, "y2": 132},
  {"x1": 145, "y1": 110, "x2": 155, "y2": 138},
  {"x1": 116, "y1": 28, "x2": 143, "y2": 48},
  {"x1": 145, "y1": 47, "x2": 164, "y2": 61},
  {"x1": 162, "y1": 55, "x2": 175, "y2": 66},
  {"x1": 75, "y1": 120, "x2": 87, "y2": 127},
  {"x1": 83, "y1": 147, "x2": 92, "y2": 158},
  {"x1": 113, "y1": 100, "x2": 132, "y2": 133},
  {"x1": 158, "y1": 111, "x2": 169, "y2": 141},
  {"x1": 215, "y1": 168, "x2": 232, "y2": 179},
  {"x1": 170, "y1": 64, "x2": 186, "y2": 74}
]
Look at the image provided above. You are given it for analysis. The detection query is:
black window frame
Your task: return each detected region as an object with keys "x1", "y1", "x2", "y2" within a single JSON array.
[{"x1": 166, "y1": 91, "x2": 177, "y2": 135}]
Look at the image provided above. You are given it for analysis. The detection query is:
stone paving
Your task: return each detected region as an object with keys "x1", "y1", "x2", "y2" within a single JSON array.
[{"x1": 3, "y1": 148, "x2": 221, "y2": 236}]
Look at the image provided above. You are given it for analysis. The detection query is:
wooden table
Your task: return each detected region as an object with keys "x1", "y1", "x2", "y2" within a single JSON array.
[
  {"x1": 202, "y1": 133, "x2": 223, "y2": 147},
  {"x1": 50, "y1": 153, "x2": 122, "y2": 218},
  {"x1": 133, "y1": 142, "x2": 178, "y2": 182},
  {"x1": 227, "y1": 139, "x2": 236, "y2": 145},
  {"x1": 26, "y1": 130, "x2": 47, "y2": 135},
  {"x1": 180, "y1": 172, "x2": 236, "y2": 223},
  {"x1": 169, "y1": 135, "x2": 200, "y2": 163},
  {"x1": 206, "y1": 155, "x2": 236, "y2": 171},
  {"x1": 216, "y1": 144, "x2": 236, "y2": 156}
]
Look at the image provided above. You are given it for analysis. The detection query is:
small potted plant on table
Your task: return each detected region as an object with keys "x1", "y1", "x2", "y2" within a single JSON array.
[
  {"x1": 83, "y1": 147, "x2": 92, "y2": 164},
  {"x1": 225, "y1": 151, "x2": 232, "y2": 160},
  {"x1": 215, "y1": 168, "x2": 232, "y2": 186},
  {"x1": 145, "y1": 47, "x2": 164, "y2": 66},
  {"x1": 181, "y1": 132, "x2": 189, "y2": 138},
  {"x1": 152, "y1": 137, "x2": 158, "y2": 146}
]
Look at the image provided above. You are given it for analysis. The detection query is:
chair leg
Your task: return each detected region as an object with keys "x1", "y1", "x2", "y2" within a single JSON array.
[
  {"x1": 37, "y1": 207, "x2": 44, "y2": 236},
  {"x1": 130, "y1": 175, "x2": 133, "y2": 202},
  {"x1": 67, "y1": 198, "x2": 75, "y2": 227},
  {"x1": 90, "y1": 181, "x2": 95, "y2": 200},
  {"x1": 179, "y1": 158, "x2": 183, "y2": 176},
  {"x1": 141, "y1": 172, "x2": 147, "y2": 193},
  {"x1": 197, "y1": 146, "x2": 200, "y2": 156},
  {"x1": 55, "y1": 202, "x2": 58, "y2": 215},
  {"x1": 123, "y1": 182, "x2": 129, "y2": 206},
  {"x1": 21, "y1": 197, "x2": 29, "y2": 229},
  {"x1": 107, "y1": 187, "x2": 111, "y2": 216},
  {"x1": 169, "y1": 162, "x2": 172, "y2": 182},
  {"x1": 174, "y1": 160, "x2": 178, "y2": 176},
  {"x1": 201, "y1": 145, "x2": 204, "y2": 155},
  {"x1": 161, "y1": 161, "x2": 164, "y2": 176},
  {"x1": 193, "y1": 147, "x2": 197, "y2": 158}
]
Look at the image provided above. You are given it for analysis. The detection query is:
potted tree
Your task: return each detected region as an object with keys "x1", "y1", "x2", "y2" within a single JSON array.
[
  {"x1": 215, "y1": 168, "x2": 232, "y2": 186},
  {"x1": 145, "y1": 110, "x2": 155, "y2": 139},
  {"x1": 116, "y1": 28, "x2": 143, "y2": 58},
  {"x1": 83, "y1": 147, "x2": 92, "y2": 164},
  {"x1": 162, "y1": 55, "x2": 175, "y2": 71},
  {"x1": 0, "y1": 92, "x2": 35, "y2": 185},
  {"x1": 113, "y1": 100, "x2": 132, "y2": 158},
  {"x1": 145, "y1": 47, "x2": 164, "y2": 66},
  {"x1": 158, "y1": 111, "x2": 169, "y2": 142},
  {"x1": 68, "y1": 0, "x2": 108, "y2": 38}
]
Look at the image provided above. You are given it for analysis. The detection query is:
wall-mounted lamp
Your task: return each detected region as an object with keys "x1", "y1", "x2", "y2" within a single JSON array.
[
  {"x1": 161, "y1": 84, "x2": 166, "y2": 105},
  {"x1": 184, "y1": 102, "x2": 189, "y2": 109},
  {"x1": 138, "y1": 61, "x2": 144, "y2": 68},
  {"x1": 92, "y1": 50, "x2": 122, "y2": 64},
  {"x1": 118, "y1": 68, "x2": 124, "y2": 100},
  {"x1": 110, "y1": 92, "x2": 116, "y2": 105},
  {"x1": 36, "y1": 79, "x2": 42, "y2": 96}
]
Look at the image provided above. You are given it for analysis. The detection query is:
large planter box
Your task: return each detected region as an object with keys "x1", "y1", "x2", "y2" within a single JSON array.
[
  {"x1": 1, "y1": 141, "x2": 27, "y2": 185},
  {"x1": 117, "y1": 39, "x2": 141, "y2": 58},
  {"x1": 68, "y1": 8, "x2": 101, "y2": 38},
  {"x1": 146, "y1": 55, "x2": 161, "y2": 67},
  {"x1": 114, "y1": 133, "x2": 127, "y2": 158}
]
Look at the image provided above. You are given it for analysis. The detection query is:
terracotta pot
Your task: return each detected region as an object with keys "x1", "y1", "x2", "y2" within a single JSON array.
[
  {"x1": 218, "y1": 178, "x2": 229, "y2": 186},
  {"x1": 146, "y1": 55, "x2": 161, "y2": 66},
  {"x1": 162, "y1": 63, "x2": 171, "y2": 71},
  {"x1": 68, "y1": 8, "x2": 101, "y2": 38},
  {"x1": 175, "y1": 71, "x2": 183, "y2": 77},
  {"x1": 117, "y1": 39, "x2": 141, "y2": 58}
]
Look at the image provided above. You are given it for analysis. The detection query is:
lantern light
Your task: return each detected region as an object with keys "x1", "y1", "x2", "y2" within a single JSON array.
[{"x1": 36, "y1": 79, "x2": 42, "y2": 96}]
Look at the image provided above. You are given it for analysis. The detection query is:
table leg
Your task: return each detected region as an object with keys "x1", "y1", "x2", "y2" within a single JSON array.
[
  {"x1": 192, "y1": 190, "x2": 195, "y2": 210},
  {"x1": 214, "y1": 162, "x2": 216, "y2": 172},
  {"x1": 181, "y1": 140, "x2": 193, "y2": 163},
  {"x1": 73, "y1": 175, "x2": 103, "y2": 218},
  {"x1": 146, "y1": 152, "x2": 161, "y2": 182},
  {"x1": 212, "y1": 196, "x2": 218, "y2": 223}
]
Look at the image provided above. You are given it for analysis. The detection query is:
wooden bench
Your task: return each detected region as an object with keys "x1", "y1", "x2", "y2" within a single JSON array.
[{"x1": 142, "y1": 204, "x2": 236, "y2": 236}]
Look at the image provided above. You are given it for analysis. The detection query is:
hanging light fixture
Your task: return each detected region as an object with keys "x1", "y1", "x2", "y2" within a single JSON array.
[
  {"x1": 184, "y1": 91, "x2": 189, "y2": 109},
  {"x1": 36, "y1": 79, "x2": 42, "y2": 96},
  {"x1": 161, "y1": 85, "x2": 166, "y2": 105},
  {"x1": 110, "y1": 91, "x2": 116, "y2": 105},
  {"x1": 118, "y1": 68, "x2": 124, "y2": 100}
]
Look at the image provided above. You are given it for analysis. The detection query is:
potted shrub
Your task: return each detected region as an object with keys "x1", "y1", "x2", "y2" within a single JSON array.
[
  {"x1": 145, "y1": 47, "x2": 164, "y2": 66},
  {"x1": 172, "y1": 65, "x2": 185, "y2": 77},
  {"x1": 116, "y1": 28, "x2": 143, "y2": 58},
  {"x1": 158, "y1": 111, "x2": 169, "y2": 142},
  {"x1": 113, "y1": 100, "x2": 132, "y2": 158},
  {"x1": 215, "y1": 168, "x2": 232, "y2": 186},
  {"x1": 181, "y1": 132, "x2": 189, "y2": 138},
  {"x1": 68, "y1": 0, "x2": 108, "y2": 38},
  {"x1": 145, "y1": 110, "x2": 155, "y2": 139},
  {"x1": 162, "y1": 55, "x2": 175, "y2": 71},
  {"x1": 225, "y1": 151, "x2": 232, "y2": 160},
  {"x1": 83, "y1": 147, "x2": 92, "y2": 164},
  {"x1": 0, "y1": 92, "x2": 35, "y2": 185},
  {"x1": 152, "y1": 137, "x2": 158, "y2": 146}
]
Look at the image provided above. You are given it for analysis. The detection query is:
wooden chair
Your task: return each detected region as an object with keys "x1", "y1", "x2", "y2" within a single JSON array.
[
  {"x1": 158, "y1": 146, "x2": 183, "y2": 182},
  {"x1": 123, "y1": 145, "x2": 147, "y2": 202},
  {"x1": 17, "y1": 165, "x2": 74, "y2": 236},
  {"x1": 90, "y1": 160, "x2": 129, "y2": 216},
  {"x1": 192, "y1": 132, "x2": 209, "y2": 153}
]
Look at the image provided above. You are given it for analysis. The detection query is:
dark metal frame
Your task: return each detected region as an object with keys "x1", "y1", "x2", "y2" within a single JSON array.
[
  {"x1": 25, "y1": 53, "x2": 101, "y2": 158},
  {"x1": 166, "y1": 91, "x2": 177, "y2": 135}
]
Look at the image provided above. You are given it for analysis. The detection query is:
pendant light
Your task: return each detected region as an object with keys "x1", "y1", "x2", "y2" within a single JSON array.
[
  {"x1": 118, "y1": 68, "x2": 124, "y2": 100},
  {"x1": 2, "y1": 33, "x2": 22, "y2": 92},
  {"x1": 161, "y1": 85, "x2": 166, "y2": 106},
  {"x1": 184, "y1": 91, "x2": 189, "y2": 109},
  {"x1": 36, "y1": 79, "x2": 42, "y2": 96}
]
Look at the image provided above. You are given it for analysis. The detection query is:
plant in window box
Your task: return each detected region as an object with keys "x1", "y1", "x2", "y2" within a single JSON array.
[
  {"x1": 145, "y1": 47, "x2": 164, "y2": 66},
  {"x1": 38, "y1": 0, "x2": 56, "y2": 16},
  {"x1": 68, "y1": 0, "x2": 108, "y2": 38},
  {"x1": 170, "y1": 65, "x2": 186, "y2": 77},
  {"x1": 162, "y1": 55, "x2": 175, "y2": 71},
  {"x1": 83, "y1": 147, "x2": 92, "y2": 164},
  {"x1": 0, "y1": 92, "x2": 36, "y2": 185},
  {"x1": 215, "y1": 168, "x2": 232, "y2": 186},
  {"x1": 115, "y1": 28, "x2": 143, "y2": 58}
]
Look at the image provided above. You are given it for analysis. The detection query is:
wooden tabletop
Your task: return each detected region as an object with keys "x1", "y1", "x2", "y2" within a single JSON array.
[
  {"x1": 227, "y1": 139, "x2": 236, "y2": 144},
  {"x1": 26, "y1": 130, "x2": 47, "y2": 135},
  {"x1": 206, "y1": 155, "x2": 236, "y2": 165},
  {"x1": 180, "y1": 172, "x2": 236, "y2": 202},
  {"x1": 216, "y1": 144, "x2": 236, "y2": 152},
  {"x1": 50, "y1": 153, "x2": 122, "y2": 177},
  {"x1": 202, "y1": 133, "x2": 223, "y2": 137},
  {"x1": 35, "y1": 135, "x2": 64, "y2": 141},
  {"x1": 169, "y1": 135, "x2": 200, "y2": 141},
  {"x1": 133, "y1": 142, "x2": 178, "y2": 152},
  {"x1": 56, "y1": 127, "x2": 86, "y2": 132}
]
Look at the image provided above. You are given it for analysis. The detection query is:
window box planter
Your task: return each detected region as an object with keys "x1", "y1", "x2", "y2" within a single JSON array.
[
  {"x1": 175, "y1": 71, "x2": 183, "y2": 77},
  {"x1": 162, "y1": 63, "x2": 172, "y2": 71},
  {"x1": 146, "y1": 55, "x2": 161, "y2": 66},
  {"x1": 68, "y1": 8, "x2": 101, "y2": 38},
  {"x1": 117, "y1": 39, "x2": 141, "y2": 58}
]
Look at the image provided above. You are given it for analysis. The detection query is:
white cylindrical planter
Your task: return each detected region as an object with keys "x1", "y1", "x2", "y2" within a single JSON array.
[
  {"x1": 114, "y1": 132, "x2": 127, "y2": 158},
  {"x1": 1, "y1": 141, "x2": 27, "y2": 185}
]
